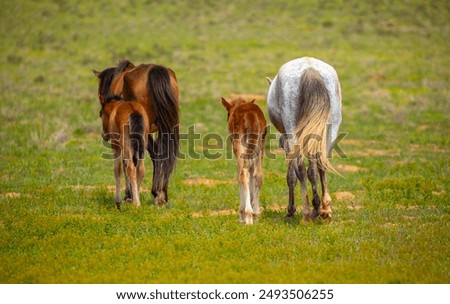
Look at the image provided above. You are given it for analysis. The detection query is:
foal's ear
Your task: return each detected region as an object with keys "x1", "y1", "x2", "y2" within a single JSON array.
[
  {"x1": 221, "y1": 97, "x2": 232, "y2": 111},
  {"x1": 250, "y1": 99, "x2": 256, "y2": 104},
  {"x1": 93, "y1": 70, "x2": 100, "y2": 77},
  {"x1": 266, "y1": 77, "x2": 272, "y2": 85}
]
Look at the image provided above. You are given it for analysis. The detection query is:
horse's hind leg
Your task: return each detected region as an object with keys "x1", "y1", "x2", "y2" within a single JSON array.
[
  {"x1": 295, "y1": 158, "x2": 311, "y2": 221},
  {"x1": 307, "y1": 159, "x2": 321, "y2": 219},
  {"x1": 147, "y1": 134, "x2": 158, "y2": 200},
  {"x1": 148, "y1": 135, "x2": 166, "y2": 206},
  {"x1": 286, "y1": 161, "x2": 297, "y2": 217},
  {"x1": 148, "y1": 134, "x2": 168, "y2": 206},
  {"x1": 318, "y1": 165, "x2": 332, "y2": 219}
]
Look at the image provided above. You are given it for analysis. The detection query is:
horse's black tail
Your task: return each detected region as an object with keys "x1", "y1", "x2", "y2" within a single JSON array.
[
  {"x1": 129, "y1": 112, "x2": 145, "y2": 167},
  {"x1": 147, "y1": 65, "x2": 179, "y2": 197}
]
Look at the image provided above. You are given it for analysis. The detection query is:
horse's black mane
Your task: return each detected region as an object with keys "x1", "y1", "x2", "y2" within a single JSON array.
[
  {"x1": 97, "y1": 60, "x2": 134, "y2": 99},
  {"x1": 97, "y1": 67, "x2": 116, "y2": 98},
  {"x1": 117, "y1": 59, "x2": 134, "y2": 73}
]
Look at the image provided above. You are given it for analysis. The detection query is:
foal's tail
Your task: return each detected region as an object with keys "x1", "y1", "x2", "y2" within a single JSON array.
[
  {"x1": 129, "y1": 112, "x2": 145, "y2": 167},
  {"x1": 289, "y1": 68, "x2": 338, "y2": 174},
  {"x1": 147, "y1": 65, "x2": 180, "y2": 190}
]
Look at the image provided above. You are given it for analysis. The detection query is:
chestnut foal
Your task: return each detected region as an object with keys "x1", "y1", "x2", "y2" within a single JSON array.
[
  {"x1": 221, "y1": 97, "x2": 267, "y2": 224},
  {"x1": 99, "y1": 96, "x2": 149, "y2": 209}
]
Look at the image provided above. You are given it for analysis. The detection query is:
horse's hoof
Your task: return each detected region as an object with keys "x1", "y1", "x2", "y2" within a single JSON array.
[
  {"x1": 312, "y1": 209, "x2": 321, "y2": 219},
  {"x1": 285, "y1": 212, "x2": 295, "y2": 219},
  {"x1": 155, "y1": 198, "x2": 167, "y2": 207},
  {"x1": 320, "y1": 209, "x2": 332, "y2": 220}
]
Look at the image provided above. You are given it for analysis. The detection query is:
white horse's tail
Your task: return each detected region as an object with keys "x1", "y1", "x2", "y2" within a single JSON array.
[{"x1": 289, "y1": 68, "x2": 339, "y2": 175}]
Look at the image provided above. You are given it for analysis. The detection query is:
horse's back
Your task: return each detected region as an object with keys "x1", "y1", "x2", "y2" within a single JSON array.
[
  {"x1": 122, "y1": 64, "x2": 179, "y2": 103},
  {"x1": 267, "y1": 57, "x2": 341, "y2": 141},
  {"x1": 229, "y1": 103, "x2": 266, "y2": 135}
]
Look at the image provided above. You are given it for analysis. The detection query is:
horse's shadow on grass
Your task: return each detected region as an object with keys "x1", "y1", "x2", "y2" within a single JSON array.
[
  {"x1": 94, "y1": 187, "x2": 166, "y2": 212},
  {"x1": 261, "y1": 209, "x2": 299, "y2": 227},
  {"x1": 93, "y1": 187, "x2": 146, "y2": 210},
  {"x1": 94, "y1": 189, "x2": 118, "y2": 210},
  {"x1": 261, "y1": 209, "x2": 331, "y2": 227}
]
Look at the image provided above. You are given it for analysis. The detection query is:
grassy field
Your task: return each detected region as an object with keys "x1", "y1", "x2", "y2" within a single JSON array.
[{"x1": 0, "y1": 0, "x2": 449, "y2": 283}]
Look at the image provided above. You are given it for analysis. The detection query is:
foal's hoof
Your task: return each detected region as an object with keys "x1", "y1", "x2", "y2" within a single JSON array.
[
  {"x1": 124, "y1": 189, "x2": 133, "y2": 202},
  {"x1": 302, "y1": 215, "x2": 312, "y2": 222},
  {"x1": 245, "y1": 213, "x2": 254, "y2": 225}
]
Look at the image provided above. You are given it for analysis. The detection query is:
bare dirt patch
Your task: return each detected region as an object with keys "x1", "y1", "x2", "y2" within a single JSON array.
[
  {"x1": 334, "y1": 191, "x2": 356, "y2": 201},
  {"x1": 183, "y1": 178, "x2": 231, "y2": 187},
  {"x1": 432, "y1": 190, "x2": 446, "y2": 196},
  {"x1": 347, "y1": 205, "x2": 362, "y2": 210},
  {"x1": 336, "y1": 164, "x2": 365, "y2": 173},
  {"x1": 192, "y1": 209, "x2": 237, "y2": 218},
  {"x1": 351, "y1": 148, "x2": 400, "y2": 157},
  {"x1": 191, "y1": 204, "x2": 287, "y2": 218},
  {"x1": 1, "y1": 192, "x2": 21, "y2": 199},
  {"x1": 342, "y1": 139, "x2": 399, "y2": 157}
]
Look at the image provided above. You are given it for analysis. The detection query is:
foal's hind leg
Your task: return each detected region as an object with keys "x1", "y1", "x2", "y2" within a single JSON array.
[
  {"x1": 125, "y1": 159, "x2": 140, "y2": 207},
  {"x1": 318, "y1": 165, "x2": 332, "y2": 219},
  {"x1": 250, "y1": 162, "x2": 263, "y2": 222},
  {"x1": 114, "y1": 157, "x2": 122, "y2": 209},
  {"x1": 238, "y1": 161, "x2": 253, "y2": 224},
  {"x1": 123, "y1": 160, "x2": 133, "y2": 202},
  {"x1": 307, "y1": 159, "x2": 321, "y2": 219},
  {"x1": 137, "y1": 159, "x2": 145, "y2": 194}
]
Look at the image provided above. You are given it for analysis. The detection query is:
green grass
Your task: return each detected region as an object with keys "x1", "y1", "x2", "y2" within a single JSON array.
[{"x1": 0, "y1": 0, "x2": 449, "y2": 283}]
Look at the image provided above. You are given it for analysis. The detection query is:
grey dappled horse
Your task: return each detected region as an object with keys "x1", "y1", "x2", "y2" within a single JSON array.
[{"x1": 267, "y1": 57, "x2": 342, "y2": 221}]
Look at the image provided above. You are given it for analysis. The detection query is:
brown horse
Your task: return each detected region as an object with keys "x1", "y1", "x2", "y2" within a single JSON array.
[
  {"x1": 99, "y1": 96, "x2": 149, "y2": 208},
  {"x1": 221, "y1": 97, "x2": 267, "y2": 224},
  {"x1": 94, "y1": 60, "x2": 179, "y2": 206}
]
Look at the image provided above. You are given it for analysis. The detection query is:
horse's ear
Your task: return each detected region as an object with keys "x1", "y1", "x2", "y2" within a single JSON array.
[
  {"x1": 93, "y1": 70, "x2": 100, "y2": 77},
  {"x1": 250, "y1": 99, "x2": 256, "y2": 104},
  {"x1": 266, "y1": 77, "x2": 272, "y2": 85},
  {"x1": 221, "y1": 97, "x2": 232, "y2": 111}
]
